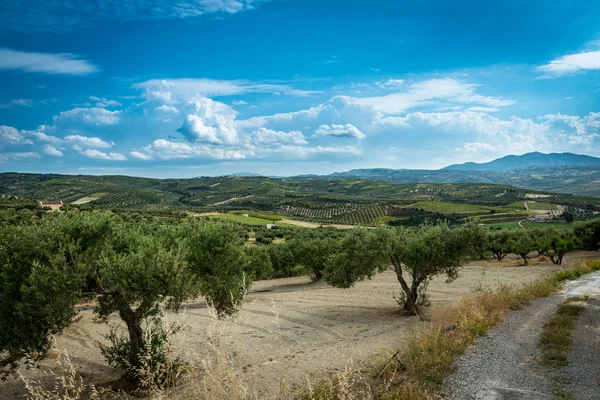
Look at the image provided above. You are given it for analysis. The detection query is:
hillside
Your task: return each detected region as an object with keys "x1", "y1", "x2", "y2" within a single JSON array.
[
  {"x1": 443, "y1": 152, "x2": 600, "y2": 172},
  {"x1": 2, "y1": 172, "x2": 599, "y2": 227},
  {"x1": 328, "y1": 166, "x2": 600, "y2": 196}
]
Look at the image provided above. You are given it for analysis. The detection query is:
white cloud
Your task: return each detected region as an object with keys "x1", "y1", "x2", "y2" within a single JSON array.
[
  {"x1": 232, "y1": 100, "x2": 249, "y2": 106},
  {"x1": 130, "y1": 151, "x2": 152, "y2": 160},
  {"x1": 375, "y1": 79, "x2": 405, "y2": 89},
  {"x1": 0, "y1": 152, "x2": 40, "y2": 162},
  {"x1": 466, "y1": 106, "x2": 500, "y2": 113},
  {"x1": 0, "y1": 125, "x2": 33, "y2": 145},
  {"x1": 134, "y1": 139, "x2": 251, "y2": 161},
  {"x1": 177, "y1": 97, "x2": 238, "y2": 144},
  {"x1": 89, "y1": 96, "x2": 121, "y2": 108},
  {"x1": 537, "y1": 50, "x2": 600, "y2": 78},
  {"x1": 54, "y1": 107, "x2": 121, "y2": 126},
  {"x1": 80, "y1": 149, "x2": 127, "y2": 161},
  {"x1": 250, "y1": 128, "x2": 308, "y2": 146},
  {"x1": 0, "y1": 98, "x2": 34, "y2": 109},
  {"x1": 1, "y1": 0, "x2": 272, "y2": 32},
  {"x1": 155, "y1": 104, "x2": 179, "y2": 113},
  {"x1": 314, "y1": 124, "x2": 366, "y2": 140},
  {"x1": 64, "y1": 135, "x2": 114, "y2": 148},
  {"x1": 347, "y1": 78, "x2": 514, "y2": 114},
  {"x1": 43, "y1": 144, "x2": 63, "y2": 157},
  {"x1": 135, "y1": 78, "x2": 321, "y2": 102},
  {"x1": 0, "y1": 48, "x2": 98, "y2": 75}
]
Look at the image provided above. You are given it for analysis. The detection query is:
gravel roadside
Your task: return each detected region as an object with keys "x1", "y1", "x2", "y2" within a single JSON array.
[{"x1": 442, "y1": 270, "x2": 600, "y2": 400}]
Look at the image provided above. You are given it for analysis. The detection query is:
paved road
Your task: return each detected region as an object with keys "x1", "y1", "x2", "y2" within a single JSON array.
[{"x1": 443, "y1": 270, "x2": 600, "y2": 400}]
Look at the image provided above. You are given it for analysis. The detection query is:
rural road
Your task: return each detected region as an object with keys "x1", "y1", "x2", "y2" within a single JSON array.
[
  {"x1": 443, "y1": 270, "x2": 600, "y2": 400},
  {"x1": 518, "y1": 219, "x2": 526, "y2": 228}
]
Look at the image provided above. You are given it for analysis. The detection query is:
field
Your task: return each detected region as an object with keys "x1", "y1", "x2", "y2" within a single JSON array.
[
  {"x1": 1, "y1": 173, "x2": 598, "y2": 227},
  {"x1": 9, "y1": 253, "x2": 596, "y2": 399},
  {"x1": 526, "y1": 201, "x2": 559, "y2": 211},
  {"x1": 407, "y1": 200, "x2": 491, "y2": 213}
]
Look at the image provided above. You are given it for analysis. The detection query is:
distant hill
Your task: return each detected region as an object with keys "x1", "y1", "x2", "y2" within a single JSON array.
[{"x1": 443, "y1": 152, "x2": 600, "y2": 172}]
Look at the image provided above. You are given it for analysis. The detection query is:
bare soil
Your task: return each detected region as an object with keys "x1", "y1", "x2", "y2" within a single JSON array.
[{"x1": 5, "y1": 253, "x2": 595, "y2": 399}]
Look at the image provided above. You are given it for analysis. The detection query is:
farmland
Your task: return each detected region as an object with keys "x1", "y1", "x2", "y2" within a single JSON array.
[{"x1": 1, "y1": 172, "x2": 599, "y2": 227}]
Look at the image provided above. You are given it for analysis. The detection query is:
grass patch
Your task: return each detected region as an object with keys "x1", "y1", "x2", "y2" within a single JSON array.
[
  {"x1": 527, "y1": 202, "x2": 559, "y2": 211},
  {"x1": 300, "y1": 258, "x2": 600, "y2": 400},
  {"x1": 407, "y1": 201, "x2": 491, "y2": 214},
  {"x1": 538, "y1": 302, "x2": 586, "y2": 367}
]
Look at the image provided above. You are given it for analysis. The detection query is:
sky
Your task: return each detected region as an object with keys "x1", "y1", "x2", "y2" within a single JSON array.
[{"x1": 0, "y1": 0, "x2": 599, "y2": 178}]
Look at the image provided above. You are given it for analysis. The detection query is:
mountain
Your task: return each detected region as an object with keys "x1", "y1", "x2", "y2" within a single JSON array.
[{"x1": 442, "y1": 152, "x2": 600, "y2": 172}]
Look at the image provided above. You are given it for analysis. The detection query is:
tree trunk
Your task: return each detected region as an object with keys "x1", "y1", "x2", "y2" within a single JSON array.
[
  {"x1": 393, "y1": 263, "x2": 419, "y2": 315},
  {"x1": 118, "y1": 304, "x2": 144, "y2": 369},
  {"x1": 521, "y1": 254, "x2": 528, "y2": 265}
]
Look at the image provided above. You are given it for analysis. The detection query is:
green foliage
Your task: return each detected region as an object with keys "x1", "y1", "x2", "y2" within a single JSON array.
[
  {"x1": 507, "y1": 230, "x2": 535, "y2": 265},
  {"x1": 326, "y1": 224, "x2": 474, "y2": 314},
  {"x1": 0, "y1": 217, "x2": 89, "y2": 377},
  {"x1": 289, "y1": 237, "x2": 341, "y2": 281},
  {"x1": 486, "y1": 230, "x2": 512, "y2": 260},
  {"x1": 574, "y1": 219, "x2": 600, "y2": 251}
]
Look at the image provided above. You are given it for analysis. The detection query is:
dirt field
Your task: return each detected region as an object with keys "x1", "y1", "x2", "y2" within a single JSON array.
[{"x1": 4, "y1": 252, "x2": 597, "y2": 399}]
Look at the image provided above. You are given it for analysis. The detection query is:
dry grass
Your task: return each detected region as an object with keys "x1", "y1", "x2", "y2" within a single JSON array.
[{"x1": 301, "y1": 258, "x2": 600, "y2": 400}]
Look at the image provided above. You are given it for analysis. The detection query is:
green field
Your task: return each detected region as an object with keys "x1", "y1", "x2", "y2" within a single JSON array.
[
  {"x1": 506, "y1": 201, "x2": 527, "y2": 210},
  {"x1": 407, "y1": 201, "x2": 491, "y2": 213},
  {"x1": 209, "y1": 213, "x2": 275, "y2": 225},
  {"x1": 521, "y1": 221, "x2": 573, "y2": 231},
  {"x1": 487, "y1": 221, "x2": 524, "y2": 230},
  {"x1": 209, "y1": 213, "x2": 302, "y2": 228},
  {"x1": 526, "y1": 202, "x2": 558, "y2": 211}
]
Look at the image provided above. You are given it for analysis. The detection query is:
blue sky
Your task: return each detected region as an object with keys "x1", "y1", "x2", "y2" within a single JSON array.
[{"x1": 1, "y1": 0, "x2": 599, "y2": 177}]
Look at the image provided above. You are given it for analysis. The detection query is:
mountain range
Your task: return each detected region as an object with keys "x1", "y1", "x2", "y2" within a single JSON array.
[{"x1": 323, "y1": 152, "x2": 600, "y2": 196}]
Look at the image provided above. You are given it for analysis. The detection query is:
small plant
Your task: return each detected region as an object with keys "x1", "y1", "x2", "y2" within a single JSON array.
[{"x1": 100, "y1": 314, "x2": 186, "y2": 393}]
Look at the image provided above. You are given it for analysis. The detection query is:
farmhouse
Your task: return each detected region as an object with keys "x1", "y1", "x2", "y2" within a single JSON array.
[
  {"x1": 527, "y1": 214, "x2": 552, "y2": 222},
  {"x1": 40, "y1": 200, "x2": 63, "y2": 212}
]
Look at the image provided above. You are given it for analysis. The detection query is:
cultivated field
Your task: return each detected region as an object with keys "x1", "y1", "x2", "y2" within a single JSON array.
[{"x1": 7, "y1": 253, "x2": 596, "y2": 399}]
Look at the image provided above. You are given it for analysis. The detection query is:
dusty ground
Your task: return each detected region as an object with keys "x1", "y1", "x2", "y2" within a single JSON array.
[{"x1": 4, "y1": 253, "x2": 595, "y2": 399}]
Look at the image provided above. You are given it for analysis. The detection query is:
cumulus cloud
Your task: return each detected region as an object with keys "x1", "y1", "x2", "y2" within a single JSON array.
[
  {"x1": 133, "y1": 139, "x2": 251, "y2": 161},
  {"x1": 80, "y1": 149, "x2": 126, "y2": 161},
  {"x1": 155, "y1": 105, "x2": 179, "y2": 113},
  {"x1": 177, "y1": 97, "x2": 238, "y2": 144},
  {"x1": 0, "y1": 125, "x2": 33, "y2": 145},
  {"x1": 250, "y1": 128, "x2": 308, "y2": 146},
  {"x1": 537, "y1": 50, "x2": 600, "y2": 78},
  {"x1": 43, "y1": 144, "x2": 63, "y2": 156},
  {"x1": 314, "y1": 124, "x2": 366, "y2": 140},
  {"x1": 0, "y1": 48, "x2": 98, "y2": 75},
  {"x1": 54, "y1": 107, "x2": 120, "y2": 126},
  {"x1": 64, "y1": 135, "x2": 114, "y2": 148}
]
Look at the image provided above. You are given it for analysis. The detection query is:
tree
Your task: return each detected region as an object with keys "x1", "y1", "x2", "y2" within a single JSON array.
[
  {"x1": 507, "y1": 230, "x2": 535, "y2": 265},
  {"x1": 325, "y1": 224, "x2": 474, "y2": 315},
  {"x1": 543, "y1": 232, "x2": 579, "y2": 265},
  {"x1": 574, "y1": 219, "x2": 600, "y2": 251},
  {"x1": 0, "y1": 214, "x2": 102, "y2": 377},
  {"x1": 290, "y1": 237, "x2": 340, "y2": 281},
  {"x1": 487, "y1": 230, "x2": 512, "y2": 261}
]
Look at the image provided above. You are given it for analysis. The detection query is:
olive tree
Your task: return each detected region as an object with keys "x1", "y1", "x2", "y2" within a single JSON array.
[
  {"x1": 543, "y1": 231, "x2": 579, "y2": 265},
  {"x1": 487, "y1": 230, "x2": 512, "y2": 261},
  {"x1": 289, "y1": 237, "x2": 340, "y2": 281},
  {"x1": 325, "y1": 224, "x2": 476, "y2": 315},
  {"x1": 0, "y1": 213, "x2": 109, "y2": 377},
  {"x1": 574, "y1": 219, "x2": 600, "y2": 251},
  {"x1": 507, "y1": 230, "x2": 535, "y2": 265}
]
